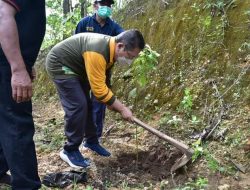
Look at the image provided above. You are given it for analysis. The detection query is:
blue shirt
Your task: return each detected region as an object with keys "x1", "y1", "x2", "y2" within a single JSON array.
[
  {"x1": 0, "y1": 0, "x2": 46, "y2": 68},
  {"x1": 75, "y1": 14, "x2": 124, "y2": 36}
]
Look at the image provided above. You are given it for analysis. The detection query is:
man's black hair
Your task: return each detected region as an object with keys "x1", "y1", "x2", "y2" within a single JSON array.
[
  {"x1": 94, "y1": 0, "x2": 114, "y2": 5},
  {"x1": 115, "y1": 29, "x2": 145, "y2": 51}
]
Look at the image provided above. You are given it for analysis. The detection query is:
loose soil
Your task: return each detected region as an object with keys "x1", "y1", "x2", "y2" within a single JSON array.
[{"x1": 33, "y1": 100, "x2": 250, "y2": 190}]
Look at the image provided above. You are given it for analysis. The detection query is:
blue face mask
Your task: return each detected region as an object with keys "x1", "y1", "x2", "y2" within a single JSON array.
[{"x1": 97, "y1": 6, "x2": 112, "y2": 18}]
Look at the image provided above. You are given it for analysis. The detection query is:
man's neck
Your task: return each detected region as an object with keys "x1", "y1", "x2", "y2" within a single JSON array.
[{"x1": 95, "y1": 14, "x2": 107, "y2": 27}]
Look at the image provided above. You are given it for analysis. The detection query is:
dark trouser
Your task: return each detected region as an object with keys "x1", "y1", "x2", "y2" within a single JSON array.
[
  {"x1": 0, "y1": 66, "x2": 41, "y2": 189},
  {"x1": 91, "y1": 93, "x2": 106, "y2": 138},
  {"x1": 53, "y1": 78, "x2": 98, "y2": 152}
]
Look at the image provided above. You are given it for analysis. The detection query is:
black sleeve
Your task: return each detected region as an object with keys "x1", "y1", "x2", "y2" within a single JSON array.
[{"x1": 2, "y1": 0, "x2": 26, "y2": 11}]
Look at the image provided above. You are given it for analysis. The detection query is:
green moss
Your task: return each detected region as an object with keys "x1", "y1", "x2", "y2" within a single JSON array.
[{"x1": 113, "y1": 0, "x2": 250, "y2": 116}]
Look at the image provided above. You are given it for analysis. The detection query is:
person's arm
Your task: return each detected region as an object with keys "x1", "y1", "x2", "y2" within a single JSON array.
[
  {"x1": 75, "y1": 18, "x2": 87, "y2": 34},
  {"x1": 108, "y1": 99, "x2": 133, "y2": 122},
  {"x1": 75, "y1": 21, "x2": 83, "y2": 34},
  {"x1": 83, "y1": 51, "x2": 114, "y2": 104},
  {"x1": 0, "y1": 0, "x2": 32, "y2": 103},
  {"x1": 83, "y1": 51, "x2": 133, "y2": 122}
]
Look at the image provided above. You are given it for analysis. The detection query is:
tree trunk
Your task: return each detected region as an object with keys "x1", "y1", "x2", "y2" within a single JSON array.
[
  {"x1": 80, "y1": 0, "x2": 88, "y2": 18},
  {"x1": 63, "y1": 0, "x2": 72, "y2": 39},
  {"x1": 63, "y1": 0, "x2": 71, "y2": 16}
]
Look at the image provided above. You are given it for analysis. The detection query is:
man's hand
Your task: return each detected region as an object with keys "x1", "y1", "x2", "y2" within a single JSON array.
[
  {"x1": 120, "y1": 106, "x2": 133, "y2": 122},
  {"x1": 0, "y1": 1, "x2": 33, "y2": 103},
  {"x1": 11, "y1": 69, "x2": 32, "y2": 103},
  {"x1": 108, "y1": 99, "x2": 134, "y2": 122}
]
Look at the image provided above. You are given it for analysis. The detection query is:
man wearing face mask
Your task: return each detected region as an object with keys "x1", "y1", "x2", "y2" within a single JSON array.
[
  {"x1": 75, "y1": 0, "x2": 124, "y2": 157},
  {"x1": 45, "y1": 29, "x2": 145, "y2": 169},
  {"x1": 75, "y1": 0, "x2": 123, "y2": 35}
]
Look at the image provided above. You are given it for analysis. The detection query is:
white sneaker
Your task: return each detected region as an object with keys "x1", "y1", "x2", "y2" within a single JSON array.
[{"x1": 59, "y1": 150, "x2": 90, "y2": 168}]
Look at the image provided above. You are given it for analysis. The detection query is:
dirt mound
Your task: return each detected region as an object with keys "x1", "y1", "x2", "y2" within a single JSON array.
[
  {"x1": 140, "y1": 146, "x2": 183, "y2": 179},
  {"x1": 88, "y1": 140, "x2": 185, "y2": 189}
]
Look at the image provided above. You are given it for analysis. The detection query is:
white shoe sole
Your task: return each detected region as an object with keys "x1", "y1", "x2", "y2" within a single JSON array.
[
  {"x1": 59, "y1": 150, "x2": 83, "y2": 169},
  {"x1": 81, "y1": 145, "x2": 89, "y2": 151}
]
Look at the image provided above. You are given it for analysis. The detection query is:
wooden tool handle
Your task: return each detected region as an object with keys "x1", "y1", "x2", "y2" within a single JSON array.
[{"x1": 133, "y1": 117, "x2": 193, "y2": 156}]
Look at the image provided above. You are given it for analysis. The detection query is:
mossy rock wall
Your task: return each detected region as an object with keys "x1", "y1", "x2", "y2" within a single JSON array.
[{"x1": 112, "y1": 0, "x2": 250, "y2": 115}]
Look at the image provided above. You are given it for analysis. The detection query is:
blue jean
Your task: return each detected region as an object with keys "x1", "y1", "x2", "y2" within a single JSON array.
[
  {"x1": 91, "y1": 93, "x2": 106, "y2": 138},
  {"x1": 0, "y1": 66, "x2": 41, "y2": 189}
]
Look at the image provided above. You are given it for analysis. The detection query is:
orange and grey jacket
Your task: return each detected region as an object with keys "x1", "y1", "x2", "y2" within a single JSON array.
[{"x1": 46, "y1": 33, "x2": 116, "y2": 105}]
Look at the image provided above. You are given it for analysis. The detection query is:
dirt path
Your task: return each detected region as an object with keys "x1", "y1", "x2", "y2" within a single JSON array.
[{"x1": 33, "y1": 100, "x2": 250, "y2": 190}]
